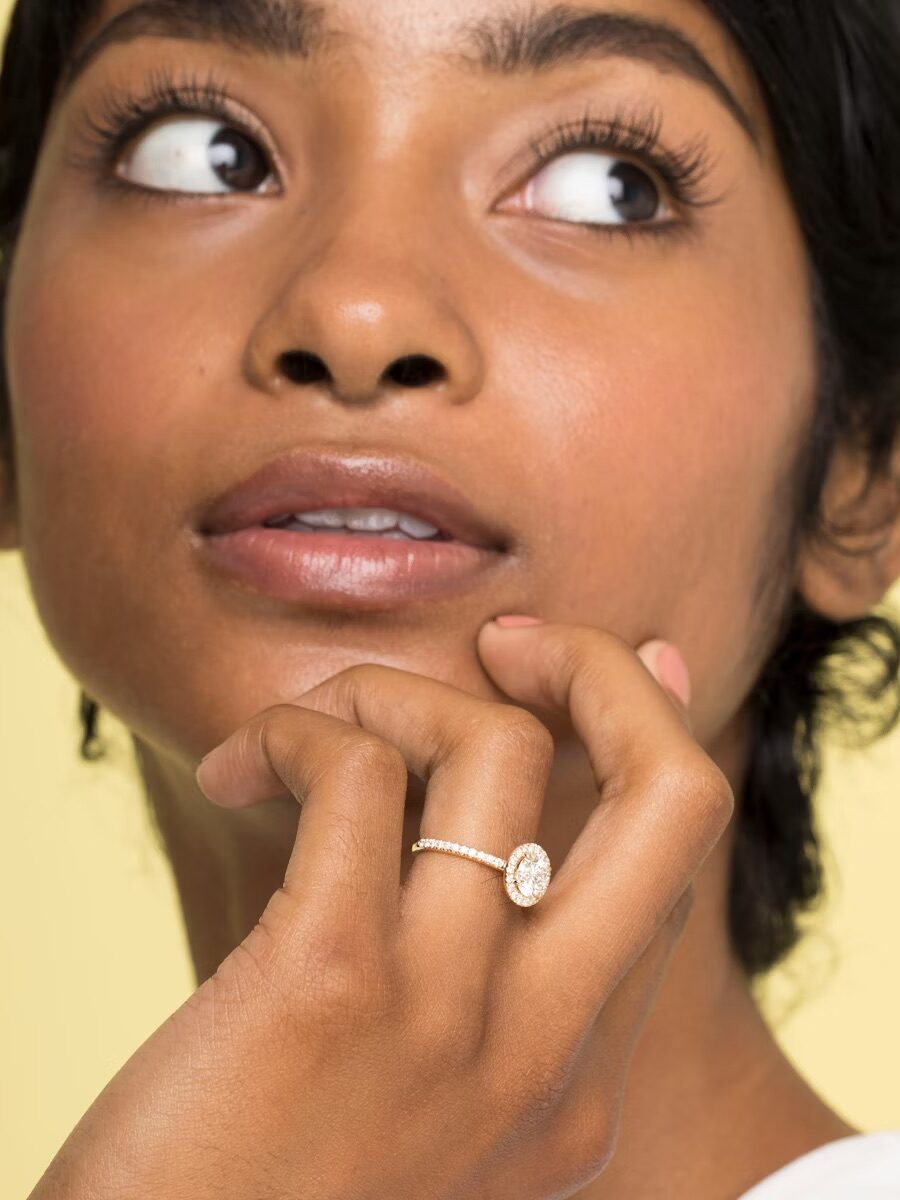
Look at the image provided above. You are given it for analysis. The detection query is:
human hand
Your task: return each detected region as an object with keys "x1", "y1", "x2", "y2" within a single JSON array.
[{"x1": 30, "y1": 621, "x2": 732, "y2": 1200}]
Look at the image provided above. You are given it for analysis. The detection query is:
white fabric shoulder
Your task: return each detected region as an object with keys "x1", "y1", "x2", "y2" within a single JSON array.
[{"x1": 738, "y1": 1131, "x2": 900, "y2": 1198}]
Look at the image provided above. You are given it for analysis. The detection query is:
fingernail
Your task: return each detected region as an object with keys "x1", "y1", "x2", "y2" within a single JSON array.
[
  {"x1": 195, "y1": 749, "x2": 219, "y2": 795},
  {"x1": 195, "y1": 761, "x2": 212, "y2": 797},
  {"x1": 492, "y1": 614, "x2": 545, "y2": 628},
  {"x1": 657, "y1": 644, "x2": 692, "y2": 707}
]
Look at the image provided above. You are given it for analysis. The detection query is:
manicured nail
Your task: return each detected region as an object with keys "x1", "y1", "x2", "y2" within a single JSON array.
[
  {"x1": 492, "y1": 614, "x2": 545, "y2": 628},
  {"x1": 657, "y1": 644, "x2": 692, "y2": 707}
]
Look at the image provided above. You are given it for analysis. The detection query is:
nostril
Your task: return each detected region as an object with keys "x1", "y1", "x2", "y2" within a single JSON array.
[
  {"x1": 387, "y1": 354, "x2": 446, "y2": 388},
  {"x1": 277, "y1": 350, "x2": 446, "y2": 390},
  {"x1": 279, "y1": 350, "x2": 330, "y2": 385}
]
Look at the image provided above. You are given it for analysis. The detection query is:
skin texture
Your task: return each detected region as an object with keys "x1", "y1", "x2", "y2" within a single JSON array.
[{"x1": 4, "y1": 0, "x2": 900, "y2": 1194}]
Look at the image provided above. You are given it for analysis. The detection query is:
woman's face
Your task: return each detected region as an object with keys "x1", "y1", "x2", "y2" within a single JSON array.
[{"x1": 3, "y1": 0, "x2": 815, "y2": 766}]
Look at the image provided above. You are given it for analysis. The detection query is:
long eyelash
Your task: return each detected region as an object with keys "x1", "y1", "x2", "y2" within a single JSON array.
[
  {"x1": 70, "y1": 74, "x2": 723, "y2": 236},
  {"x1": 525, "y1": 101, "x2": 725, "y2": 241},
  {"x1": 67, "y1": 64, "x2": 273, "y2": 200}
]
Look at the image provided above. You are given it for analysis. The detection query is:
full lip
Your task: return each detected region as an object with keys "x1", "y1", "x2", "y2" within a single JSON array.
[{"x1": 196, "y1": 448, "x2": 510, "y2": 552}]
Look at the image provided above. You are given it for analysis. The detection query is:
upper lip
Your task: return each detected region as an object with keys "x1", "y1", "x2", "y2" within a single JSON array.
[{"x1": 197, "y1": 449, "x2": 509, "y2": 551}]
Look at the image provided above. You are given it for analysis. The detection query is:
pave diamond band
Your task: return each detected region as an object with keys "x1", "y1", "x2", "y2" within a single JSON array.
[{"x1": 411, "y1": 838, "x2": 552, "y2": 907}]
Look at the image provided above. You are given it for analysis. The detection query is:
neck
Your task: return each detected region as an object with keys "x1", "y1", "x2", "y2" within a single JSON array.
[{"x1": 131, "y1": 705, "x2": 855, "y2": 1199}]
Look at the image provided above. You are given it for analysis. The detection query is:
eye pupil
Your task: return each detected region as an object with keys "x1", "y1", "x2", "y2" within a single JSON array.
[
  {"x1": 608, "y1": 162, "x2": 659, "y2": 222},
  {"x1": 209, "y1": 127, "x2": 268, "y2": 191}
]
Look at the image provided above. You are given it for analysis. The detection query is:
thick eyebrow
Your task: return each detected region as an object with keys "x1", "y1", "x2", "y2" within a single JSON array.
[
  {"x1": 57, "y1": 0, "x2": 341, "y2": 97},
  {"x1": 58, "y1": 0, "x2": 760, "y2": 150},
  {"x1": 456, "y1": 5, "x2": 760, "y2": 149}
]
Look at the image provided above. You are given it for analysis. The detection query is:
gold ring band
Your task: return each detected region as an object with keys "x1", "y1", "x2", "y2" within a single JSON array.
[{"x1": 410, "y1": 839, "x2": 552, "y2": 907}]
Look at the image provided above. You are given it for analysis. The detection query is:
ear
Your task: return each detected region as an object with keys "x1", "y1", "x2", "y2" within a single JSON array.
[{"x1": 796, "y1": 436, "x2": 900, "y2": 620}]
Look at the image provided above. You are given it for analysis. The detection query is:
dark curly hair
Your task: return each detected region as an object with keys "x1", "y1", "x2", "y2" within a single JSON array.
[{"x1": 0, "y1": 0, "x2": 899, "y2": 982}]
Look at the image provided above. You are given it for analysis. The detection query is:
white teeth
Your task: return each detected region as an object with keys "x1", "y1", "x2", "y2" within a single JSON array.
[
  {"x1": 289, "y1": 506, "x2": 441, "y2": 539},
  {"x1": 343, "y1": 507, "x2": 405, "y2": 532},
  {"x1": 292, "y1": 509, "x2": 349, "y2": 529},
  {"x1": 397, "y1": 513, "x2": 440, "y2": 538}
]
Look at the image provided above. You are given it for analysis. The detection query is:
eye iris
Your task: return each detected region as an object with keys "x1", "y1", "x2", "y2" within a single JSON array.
[
  {"x1": 607, "y1": 161, "x2": 659, "y2": 221},
  {"x1": 208, "y1": 127, "x2": 269, "y2": 191}
]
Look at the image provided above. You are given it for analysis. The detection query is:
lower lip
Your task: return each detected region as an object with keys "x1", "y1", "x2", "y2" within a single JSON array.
[{"x1": 199, "y1": 526, "x2": 505, "y2": 608}]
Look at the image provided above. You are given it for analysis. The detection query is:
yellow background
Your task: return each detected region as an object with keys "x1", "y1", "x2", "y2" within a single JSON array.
[{"x1": 1, "y1": 2, "x2": 899, "y2": 1195}]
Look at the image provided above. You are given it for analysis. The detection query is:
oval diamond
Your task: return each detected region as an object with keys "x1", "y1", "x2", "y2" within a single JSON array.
[{"x1": 504, "y1": 842, "x2": 552, "y2": 906}]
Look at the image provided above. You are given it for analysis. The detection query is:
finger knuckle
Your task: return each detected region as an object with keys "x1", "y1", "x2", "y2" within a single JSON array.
[
  {"x1": 483, "y1": 1022, "x2": 574, "y2": 1131},
  {"x1": 335, "y1": 661, "x2": 387, "y2": 685},
  {"x1": 648, "y1": 754, "x2": 735, "y2": 832},
  {"x1": 261, "y1": 702, "x2": 317, "y2": 761},
  {"x1": 330, "y1": 661, "x2": 392, "y2": 700},
  {"x1": 292, "y1": 926, "x2": 385, "y2": 1016},
  {"x1": 502, "y1": 1051, "x2": 572, "y2": 1135},
  {"x1": 687, "y1": 759, "x2": 736, "y2": 828},
  {"x1": 331, "y1": 733, "x2": 407, "y2": 786},
  {"x1": 231, "y1": 708, "x2": 274, "y2": 769},
  {"x1": 552, "y1": 1102, "x2": 619, "y2": 1180},
  {"x1": 410, "y1": 994, "x2": 487, "y2": 1071},
  {"x1": 264, "y1": 702, "x2": 312, "y2": 731},
  {"x1": 476, "y1": 705, "x2": 556, "y2": 767}
]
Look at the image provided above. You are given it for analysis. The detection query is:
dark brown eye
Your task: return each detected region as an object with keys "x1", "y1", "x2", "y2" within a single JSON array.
[
  {"x1": 208, "y1": 127, "x2": 270, "y2": 191},
  {"x1": 117, "y1": 116, "x2": 273, "y2": 195},
  {"x1": 606, "y1": 161, "x2": 660, "y2": 222}
]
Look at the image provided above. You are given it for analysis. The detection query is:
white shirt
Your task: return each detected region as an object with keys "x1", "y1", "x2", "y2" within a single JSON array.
[{"x1": 738, "y1": 1132, "x2": 900, "y2": 1197}]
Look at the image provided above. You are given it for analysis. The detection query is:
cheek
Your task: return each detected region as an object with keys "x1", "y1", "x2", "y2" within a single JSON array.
[
  {"x1": 4, "y1": 220, "x2": 227, "y2": 712},
  {"x1": 505, "y1": 211, "x2": 815, "y2": 732},
  {"x1": 8, "y1": 232, "x2": 192, "y2": 470}
]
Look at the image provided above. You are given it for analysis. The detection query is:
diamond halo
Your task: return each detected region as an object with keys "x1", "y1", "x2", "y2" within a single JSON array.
[{"x1": 504, "y1": 842, "x2": 552, "y2": 907}]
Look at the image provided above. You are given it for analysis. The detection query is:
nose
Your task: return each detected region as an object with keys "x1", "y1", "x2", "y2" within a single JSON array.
[{"x1": 242, "y1": 214, "x2": 486, "y2": 409}]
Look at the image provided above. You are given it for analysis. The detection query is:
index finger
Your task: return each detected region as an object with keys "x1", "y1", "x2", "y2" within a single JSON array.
[
  {"x1": 197, "y1": 661, "x2": 554, "y2": 961},
  {"x1": 475, "y1": 621, "x2": 734, "y2": 1006}
]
